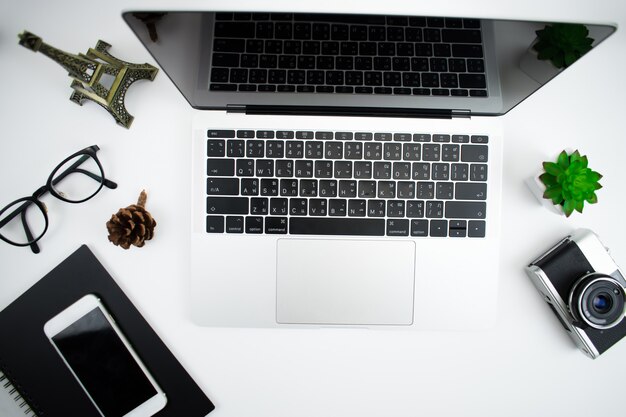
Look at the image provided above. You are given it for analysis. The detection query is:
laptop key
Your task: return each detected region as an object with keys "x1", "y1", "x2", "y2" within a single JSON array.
[
  {"x1": 207, "y1": 178, "x2": 239, "y2": 195},
  {"x1": 449, "y1": 220, "x2": 467, "y2": 237},
  {"x1": 226, "y1": 216, "x2": 244, "y2": 233},
  {"x1": 206, "y1": 216, "x2": 224, "y2": 233},
  {"x1": 445, "y1": 201, "x2": 486, "y2": 219},
  {"x1": 309, "y1": 198, "x2": 328, "y2": 216},
  {"x1": 207, "y1": 139, "x2": 225, "y2": 156},
  {"x1": 209, "y1": 84, "x2": 237, "y2": 91},
  {"x1": 207, "y1": 158, "x2": 234, "y2": 176},
  {"x1": 422, "y1": 144, "x2": 441, "y2": 161},
  {"x1": 367, "y1": 199, "x2": 386, "y2": 217},
  {"x1": 348, "y1": 199, "x2": 367, "y2": 217},
  {"x1": 407, "y1": 200, "x2": 424, "y2": 218},
  {"x1": 467, "y1": 59, "x2": 485, "y2": 73},
  {"x1": 245, "y1": 216, "x2": 263, "y2": 234},
  {"x1": 289, "y1": 199, "x2": 307, "y2": 216},
  {"x1": 241, "y1": 178, "x2": 259, "y2": 195},
  {"x1": 210, "y1": 68, "x2": 229, "y2": 83},
  {"x1": 213, "y1": 38, "x2": 245, "y2": 52},
  {"x1": 215, "y1": 22, "x2": 255, "y2": 38},
  {"x1": 442, "y1": 29, "x2": 482, "y2": 43},
  {"x1": 411, "y1": 219, "x2": 428, "y2": 236},
  {"x1": 207, "y1": 197, "x2": 249, "y2": 214},
  {"x1": 470, "y1": 164, "x2": 488, "y2": 181},
  {"x1": 452, "y1": 44, "x2": 483, "y2": 58},
  {"x1": 461, "y1": 145, "x2": 488, "y2": 162},
  {"x1": 255, "y1": 22, "x2": 274, "y2": 38},
  {"x1": 265, "y1": 217, "x2": 288, "y2": 234},
  {"x1": 236, "y1": 159, "x2": 254, "y2": 176},
  {"x1": 329, "y1": 199, "x2": 347, "y2": 216},
  {"x1": 387, "y1": 201, "x2": 405, "y2": 217},
  {"x1": 290, "y1": 217, "x2": 385, "y2": 236},
  {"x1": 238, "y1": 84, "x2": 257, "y2": 92},
  {"x1": 212, "y1": 53, "x2": 239, "y2": 67},
  {"x1": 470, "y1": 89, "x2": 488, "y2": 97},
  {"x1": 468, "y1": 220, "x2": 486, "y2": 238},
  {"x1": 387, "y1": 219, "x2": 409, "y2": 236},
  {"x1": 455, "y1": 183, "x2": 487, "y2": 200},
  {"x1": 270, "y1": 198, "x2": 288, "y2": 215},
  {"x1": 275, "y1": 22, "x2": 293, "y2": 39},
  {"x1": 430, "y1": 220, "x2": 448, "y2": 237},
  {"x1": 459, "y1": 74, "x2": 486, "y2": 89}
]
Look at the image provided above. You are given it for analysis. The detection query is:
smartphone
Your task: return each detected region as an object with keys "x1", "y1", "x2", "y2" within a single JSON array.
[{"x1": 43, "y1": 294, "x2": 167, "y2": 417}]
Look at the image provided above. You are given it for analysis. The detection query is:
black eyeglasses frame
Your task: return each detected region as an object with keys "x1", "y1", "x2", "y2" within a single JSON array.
[{"x1": 0, "y1": 145, "x2": 117, "y2": 253}]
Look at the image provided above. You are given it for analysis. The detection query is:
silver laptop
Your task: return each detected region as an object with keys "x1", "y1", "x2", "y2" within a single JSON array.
[{"x1": 124, "y1": 11, "x2": 614, "y2": 329}]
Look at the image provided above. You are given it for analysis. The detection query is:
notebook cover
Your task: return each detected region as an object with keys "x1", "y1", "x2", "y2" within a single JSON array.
[{"x1": 0, "y1": 245, "x2": 215, "y2": 416}]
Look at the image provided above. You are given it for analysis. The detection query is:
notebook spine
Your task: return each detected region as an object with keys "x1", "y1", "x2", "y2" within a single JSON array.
[{"x1": 0, "y1": 365, "x2": 40, "y2": 416}]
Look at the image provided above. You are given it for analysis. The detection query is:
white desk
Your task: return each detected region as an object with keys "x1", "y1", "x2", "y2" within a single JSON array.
[{"x1": 1, "y1": 0, "x2": 625, "y2": 416}]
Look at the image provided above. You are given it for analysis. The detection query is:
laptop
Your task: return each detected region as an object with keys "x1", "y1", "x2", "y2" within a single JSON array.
[{"x1": 123, "y1": 11, "x2": 614, "y2": 329}]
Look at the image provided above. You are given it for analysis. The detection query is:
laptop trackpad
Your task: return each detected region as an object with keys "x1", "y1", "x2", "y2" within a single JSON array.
[{"x1": 276, "y1": 239, "x2": 415, "y2": 325}]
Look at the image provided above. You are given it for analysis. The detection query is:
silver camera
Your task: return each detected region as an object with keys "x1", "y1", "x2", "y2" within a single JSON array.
[{"x1": 526, "y1": 229, "x2": 626, "y2": 359}]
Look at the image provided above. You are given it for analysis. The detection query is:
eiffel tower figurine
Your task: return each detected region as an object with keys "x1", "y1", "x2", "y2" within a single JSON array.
[{"x1": 18, "y1": 31, "x2": 158, "y2": 128}]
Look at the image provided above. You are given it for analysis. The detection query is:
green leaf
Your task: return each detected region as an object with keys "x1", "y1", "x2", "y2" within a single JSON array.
[
  {"x1": 586, "y1": 193, "x2": 598, "y2": 204},
  {"x1": 543, "y1": 184, "x2": 561, "y2": 197},
  {"x1": 543, "y1": 161, "x2": 562, "y2": 176},
  {"x1": 563, "y1": 200, "x2": 575, "y2": 217},
  {"x1": 575, "y1": 200, "x2": 585, "y2": 213},
  {"x1": 539, "y1": 172, "x2": 557, "y2": 187},
  {"x1": 557, "y1": 151, "x2": 569, "y2": 168},
  {"x1": 588, "y1": 170, "x2": 602, "y2": 182}
]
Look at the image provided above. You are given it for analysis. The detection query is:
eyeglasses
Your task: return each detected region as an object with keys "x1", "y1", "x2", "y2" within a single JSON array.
[{"x1": 0, "y1": 145, "x2": 117, "y2": 253}]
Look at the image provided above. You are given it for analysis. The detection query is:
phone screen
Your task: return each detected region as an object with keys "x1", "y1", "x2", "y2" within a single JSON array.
[{"x1": 51, "y1": 307, "x2": 157, "y2": 417}]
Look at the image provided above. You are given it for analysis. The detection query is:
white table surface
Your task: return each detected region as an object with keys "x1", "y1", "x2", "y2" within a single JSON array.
[{"x1": 1, "y1": 1, "x2": 626, "y2": 416}]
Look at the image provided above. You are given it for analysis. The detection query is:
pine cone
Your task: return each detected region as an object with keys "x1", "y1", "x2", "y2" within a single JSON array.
[{"x1": 106, "y1": 190, "x2": 156, "y2": 249}]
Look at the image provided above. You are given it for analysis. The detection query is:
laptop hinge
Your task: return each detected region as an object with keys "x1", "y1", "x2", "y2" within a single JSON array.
[
  {"x1": 452, "y1": 109, "x2": 471, "y2": 118},
  {"x1": 227, "y1": 105, "x2": 455, "y2": 119}
]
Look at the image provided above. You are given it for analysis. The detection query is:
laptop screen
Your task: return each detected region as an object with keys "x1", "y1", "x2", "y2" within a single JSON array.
[{"x1": 123, "y1": 11, "x2": 615, "y2": 117}]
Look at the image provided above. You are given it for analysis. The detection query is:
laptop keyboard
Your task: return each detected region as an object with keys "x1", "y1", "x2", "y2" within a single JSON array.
[
  {"x1": 210, "y1": 13, "x2": 488, "y2": 97},
  {"x1": 205, "y1": 129, "x2": 489, "y2": 237}
]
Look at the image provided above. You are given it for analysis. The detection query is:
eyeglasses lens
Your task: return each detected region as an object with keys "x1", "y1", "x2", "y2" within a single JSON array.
[
  {"x1": 50, "y1": 154, "x2": 104, "y2": 202},
  {"x1": 0, "y1": 199, "x2": 47, "y2": 245}
]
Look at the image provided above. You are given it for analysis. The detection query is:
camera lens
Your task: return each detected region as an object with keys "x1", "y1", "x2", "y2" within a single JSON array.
[
  {"x1": 570, "y1": 274, "x2": 626, "y2": 329},
  {"x1": 592, "y1": 293, "x2": 612, "y2": 314}
]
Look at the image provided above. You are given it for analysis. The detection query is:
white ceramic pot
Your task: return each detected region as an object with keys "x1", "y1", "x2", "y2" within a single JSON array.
[{"x1": 526, "y1": 173, "x2": 565, "y2": 215}]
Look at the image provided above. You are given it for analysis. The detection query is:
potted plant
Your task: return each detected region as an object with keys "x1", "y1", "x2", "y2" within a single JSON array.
[
  {"x1": 527, "y1": 150, "x2": 602, "y2": 217},
  {"x1": 520, "y1": 23, "x2": 594, "y2": 83}
]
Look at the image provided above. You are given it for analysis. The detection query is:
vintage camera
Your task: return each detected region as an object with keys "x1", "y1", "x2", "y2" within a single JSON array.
[{"x1": 526, "y1": 229, "x2": 626, "y2": 358}]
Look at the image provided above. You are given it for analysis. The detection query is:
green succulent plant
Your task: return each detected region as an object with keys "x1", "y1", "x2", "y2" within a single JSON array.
[
  {"x1": 540, "y1": 150, "x2": 602, "y2": 217},
  {"x1": 533, "y1": 23, "x2": 594, "y2": 69}
]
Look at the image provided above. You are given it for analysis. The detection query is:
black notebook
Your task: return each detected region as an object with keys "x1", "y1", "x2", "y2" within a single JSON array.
[{"x1": 0, "y1": 245, "x2": 215, "y2": 416}]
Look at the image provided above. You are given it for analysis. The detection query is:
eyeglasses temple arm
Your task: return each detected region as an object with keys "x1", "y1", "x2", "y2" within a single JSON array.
[
  {"x1": 0, "y1": 200, "x2": 33, "y2": 228},
  {"x1": 20, "y1": 209, "x2": 40, "y2": 254},
  {"x1": 52, "y1": 156, "x2": 118, "y2": 189}
]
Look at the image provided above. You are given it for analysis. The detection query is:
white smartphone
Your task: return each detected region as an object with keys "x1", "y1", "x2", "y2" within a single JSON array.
[{"x1": 43, "y1": 294, "x2": 167, "y2": 417}]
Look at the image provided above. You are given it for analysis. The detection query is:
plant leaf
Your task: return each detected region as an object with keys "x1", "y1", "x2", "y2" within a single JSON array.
[
  {"x1": 587, "y1": 193, "x2": 598, "y2": 204},
  {"x1": 588, "y1": 170, "x2": 602, "y2": 182},
  {"x1": 543, "y1": 184, "x2": 562, "y2": 197},
  {"x1": 539, "y1": 172, "x2": 557, "y2": 187},
  {"x1": 563, "y1": 200, "x2": 575, "y2": 217},
  {"x1": 543, "y1": 161, "x2": 561, "y2": 176},
  {"x1": 569, "y1": 150, "x2": 581, "y2": 164},
  {"x1": 557, "y1": 150, "x2": 569, "y2": 168},
  {"x1": 575, "y1": 200, "x2": 584, "y2": 213}
]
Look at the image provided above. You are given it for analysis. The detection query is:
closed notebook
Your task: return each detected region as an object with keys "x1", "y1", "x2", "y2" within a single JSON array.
[{"x1": 0, "y1": 245, "x2": 215, "y2": 416}]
